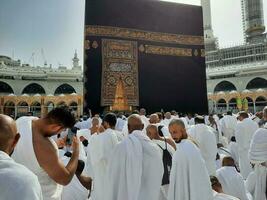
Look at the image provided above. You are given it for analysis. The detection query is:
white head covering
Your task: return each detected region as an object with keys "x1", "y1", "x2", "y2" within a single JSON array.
[
  {"x1": 248, "y1": 128, "x2": 267, "y2": 200},
  {"x1": 249, "y1": 128, "x2": 267, "y2": 164}
]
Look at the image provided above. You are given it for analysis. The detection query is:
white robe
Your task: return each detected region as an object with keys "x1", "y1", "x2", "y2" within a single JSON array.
[
  {"x1": 162, "y1": 118, "x2": 172, "y2": 127},
  {"x1": 0, "y1": 151, "x2": 43, "y2": 200},
  {"x1": 247, "y1": 128, "x2": 267, "y2": 200},
  {"x1": 89, "y1": 128, "x2": 119, "y2": 200},
  {"x1": 213, "y1": 191, "x2": 240, "y2": 200},
  {"x1": 61, "y1": 156, "x2": 88, "y2": 200},
  {"x1": 185, "y1": 117, "x2": 195, "y2": 126},
  {"x1": 168, "y1": 139, "x2": 213, "y2": 200},
  {"x1": 216, "y1": 166, "x2": 249, "y2": 200},
  {"x1": 12, "y1": 117, "x2": 63, "y2": 200},
  {"x1": 114, "y1": 130, "x2": 125, "y2": 142},
  {"x1": 188, "y1": 124, "x2": 217, "y2": 175},
  {"x1": 221, "y1": 115, "x2": 237, "y2": 142},
  {"x1": 235, "y1": 118, "x2": 258, "y2": 179},
  {"x1": 106, "y1": 130, "x2": 163, "y2": 200},
  {"x1": 115, "y1": 118, "x2": 126, "y2": 132},
  {"x1": 228, "y1": 142, "x2": 239, "y2": 168},
  {"x1": 140, "y1": 115, "x2": 149, "y2": 128},
  {"x1": 75, "y1": 119, "x2": 92, "y2": 130}
]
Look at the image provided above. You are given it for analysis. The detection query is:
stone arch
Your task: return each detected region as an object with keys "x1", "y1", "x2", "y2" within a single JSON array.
[
  {"x1": 214, "y1": 81, "x2": 237, "y2": 93},
  {"x1": 246, "y1": 77, "x2": 267, "y2": 90},
  {"x1": 0, "y1": 81, "x2": 14, "y2": 94},
  {"x1": 255, "y1": 96, "x2": 267, "y2": 112},
  {"x1": 56, "y1": 101, "x2": 67, "y2": 107},
  {"x1": 244, "y1": 97, "x2": 254, "y2": 112},
  {"x1": 3, "y1": 101, "x2": 15, "y2": 117},
  {"x1": 30, "y1": 101, "x2": 41, "y2": 117},
  {"x1": 69, "y1": 101, "x2": 78, "y2": 117},
  {"x1": 22, "y1": 83, "x2": 46, "y2": 95},
  {"x1": 216, "y1": 99, "x2": 227, "y2": 113},
  {"x1": 43, "y1": 101, "x2": 55, "y2": 115},
  {"x1": 17, "y1": 101, "x2": 29, "y2": 117},
  {"x1": 228, "y1": 98, "x2": 238, "y2": 112},
  {"x1": 54, "y1": 84, "x2": 76, "y2": 95}
]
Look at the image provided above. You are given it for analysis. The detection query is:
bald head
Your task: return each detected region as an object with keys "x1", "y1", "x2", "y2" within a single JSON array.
[
  {"x1": 149, "y1": 113, "x2": 159, "y2": 124},
  {"x1": 128, "y1": 114, "x2": 144, "y2": 134},
  {"x1": 146, "y1": 124, "x2": 158, "y2": 140},
  {"x1": 222, "y1": 156, "x2": 235, "y2": 167},
  {"x1": 0, "y1": 114, "x2": 19, "y2": 155},
  {"x1": 165, "y1": 112, "x2": 171, "y2": 119}
]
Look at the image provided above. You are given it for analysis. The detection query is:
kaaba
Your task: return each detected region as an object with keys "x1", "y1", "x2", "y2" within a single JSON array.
[{"x1": 84, "y1": 0, "x2": 208, "y2": 114}]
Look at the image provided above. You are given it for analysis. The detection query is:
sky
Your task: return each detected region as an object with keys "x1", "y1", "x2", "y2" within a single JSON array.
[{"x1": 0, "y1": 0, "x2": 267, "y2": 68}]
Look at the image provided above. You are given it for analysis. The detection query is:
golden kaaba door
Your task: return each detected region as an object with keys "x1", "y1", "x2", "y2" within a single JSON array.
[{"x1": 101, "y1": 39, "x2": 139, "y2": 110}]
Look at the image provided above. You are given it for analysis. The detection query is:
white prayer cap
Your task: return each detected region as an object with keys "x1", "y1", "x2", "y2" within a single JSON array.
[{"x1": 249, "y1": 128, "x2": 267, "y2": 164}]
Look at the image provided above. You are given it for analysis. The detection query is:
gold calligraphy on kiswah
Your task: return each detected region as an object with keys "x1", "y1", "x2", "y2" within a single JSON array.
[
  {"x1": 144, "y1": 45, "x2": 192, "y2": 57},
  {"x1": 85, "y1": 25, "x2": 204, "y2": 46}
]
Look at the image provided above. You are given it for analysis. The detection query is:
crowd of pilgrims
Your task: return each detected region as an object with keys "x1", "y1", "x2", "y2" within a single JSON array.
[{"x1": 0, "y1": 106, "x2": 267, "y2": 200}]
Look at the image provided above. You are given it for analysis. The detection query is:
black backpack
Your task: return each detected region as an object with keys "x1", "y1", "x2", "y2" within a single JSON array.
[
  {"x1": 158, "y1": 125, "x2": 164, "y2": 137},
  {"x1": 157, "y1": 138, "x2": 172, "y2": 185}
]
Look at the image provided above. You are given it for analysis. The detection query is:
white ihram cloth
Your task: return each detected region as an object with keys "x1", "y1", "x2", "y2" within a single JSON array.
[
  {"x1": 12, "y1": 117, "x2": 63, "y2": 200},
  {"x1": 75, "y1": 119, "x2": 91, "y2": 130},
  {"x1": 168, "y1": 139, "x2": 213, "y2": 200},
  {"x1": 162, "y1": 118, "x2": 172, "y2": 127},
  {"x1": 140, "y1": 115, "x2": 149, "y2": 128},
  {"x1": 61, "y1": 156, "x2": 88, "y2": 200},
  {"x1": 235, "y1": 118, "x2": 258, "y2": 179},
  {"x1": 106, "y1": 130, "x2": 163, "y2": 200},
  {"x1": 216, "y1": 166, "x2": 249, "y2": 200},
  {"x1": 89, "y1": 128, "x2": 119, "y2": 200},
  {"x1": 115, "y1": 118, "x2": 126, "y2": 132},
  {"x1": 77, "y1": 129, "x2": 91, "y2": 142},
  {"x1": 0, "y1": 151, "x2": 43, "y2": 200},
  {"x1": 246, "y1": 128, "x2": 267, "y2": 200},
  {"x1": 228, "y1": 141, "x2": 240, "y2": 168},
  {"x1": 152, "y1": 139, "x2": 175, "y2": 200},
  {"x1": 213, "y1": 191, "x2": 240, "y2": 200},
  {"x1": 179, "y1": 117, "x2": 189, "y2": 130},
  {"x1": 188, "y1": 124, "x2": 217, "y2": 175},
  {"x1": 221, "y1": 115, "x2": 237, "y2": 141}
]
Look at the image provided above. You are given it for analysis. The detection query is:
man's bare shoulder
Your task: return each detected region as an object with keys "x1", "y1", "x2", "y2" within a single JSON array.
[{"x1": 33, "y1": 135, "x2": 58, "y2": 168}]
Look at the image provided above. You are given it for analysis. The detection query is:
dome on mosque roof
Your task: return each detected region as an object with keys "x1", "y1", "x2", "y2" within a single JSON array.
[
  {"x1": 229, "y1": 90, "x2": 238, "y2": 94},
  {"x1": 256, "y1": 88, "x2": 265, "y2": 92},
  {"x1": 242, "y1": 89, "x2": 251, "y2": 93},
  {"x1": 217, "y1": 91, "x2": 225, "y2": 95}
]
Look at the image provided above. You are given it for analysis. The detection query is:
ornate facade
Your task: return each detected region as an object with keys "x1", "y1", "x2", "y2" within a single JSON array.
[
  {"x1": 0, "y1": 52, "x2": 83, "y2": 118},
  {"x1": 202, "y1": 0, "x2": 267, "y2": 113}
]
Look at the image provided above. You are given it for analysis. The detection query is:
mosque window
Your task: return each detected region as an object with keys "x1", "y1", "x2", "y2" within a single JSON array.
[
  {"x1": 246, "y1": 77, "x2": 267, "y2": 90},
  {"x1": 54, "y1": 84, "x2": 76, "y2": 95},
  {"x1": 0, "y1": 81, "x2": 14, "y2": 94},
  {"x1": 22, "y1": 83, "x2": 46, "y2": 95},
  {"x1": 214, "y1": 81, "x2": 237, "y2": 93}
]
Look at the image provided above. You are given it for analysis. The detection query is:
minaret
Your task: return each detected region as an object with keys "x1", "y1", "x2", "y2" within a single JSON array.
[
  {"x1": 201, "y1": 0, "x2": 217, "y2": 51},
  {"x1": 241, "y1": 0, "x2": 266, "y2": 43},
  {"x1": 72, "y1": 50, "x2": 80, "y2": 69}
]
